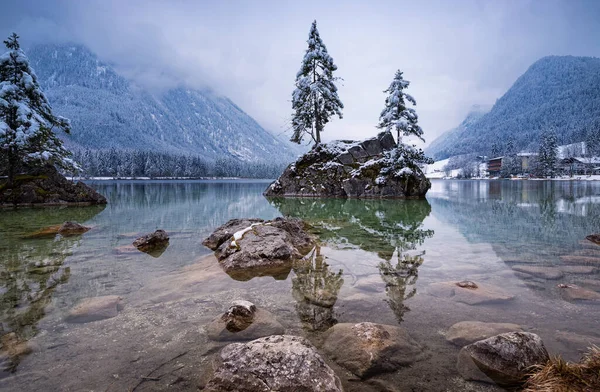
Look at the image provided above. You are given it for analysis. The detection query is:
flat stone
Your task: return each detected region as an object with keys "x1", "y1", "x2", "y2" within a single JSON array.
[
  {"x1": 560, "y1": 265, "x2": 598, "y2": 274},
  {"x1": 560, "y1": 255, "x2": 600, "y2": 264},
  {"x1": 446, "y1": 321, "x2": 524, "y2": 347},
  {"x1": 66, "y1": 295, "x2": 123, "y2": 323},
  {"x1": 460, "y1": 332, "x2": 549, "y2": 387},
  {"x1": 555, "y1": 331, "x2": 600, "y2": 351},
  {"x1": 322, "y1": 322, "x2": 426, "y2": 378},
  {"x1": 557, "y1": 284, "x2": 600, "y2": 302},
  {"x1": 576, "y1": 279, "x2": 600, "y2": 291},
  {"x1": 428, "y1": 281, "x2": 515, "y2": 305},
  {"x1": 511, "y1": 266, "x2": 564, "y2": 280},
  {"x1": 204, "y1": 335, "x2": 343, "y2": 392}
]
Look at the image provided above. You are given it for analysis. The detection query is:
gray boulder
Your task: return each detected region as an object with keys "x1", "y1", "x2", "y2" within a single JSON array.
[
  {"x1": 458, "y1": 332, "x2": 550, "y2": 387},
  {"x1": 264, "y1": 131, "x2": 430, "y2": 199},
  {"x1": 204, "y1": 335, "x2": 343, "y2": 392},
  {"x1": 132, "y1": 229, "x2": 169, "y2": 256},
  {"x1": 322, "y1": 322, "x2": 425, "y2": 378},
  {"x1": 206, "y1": 301, "x2": 285, "y2": 341},
  {"x1": 204, "y1": 217, "x2": 314, "y2": 281},
  {"x1": 202, "y1": 218, "x2": 264, "y2": 250}
]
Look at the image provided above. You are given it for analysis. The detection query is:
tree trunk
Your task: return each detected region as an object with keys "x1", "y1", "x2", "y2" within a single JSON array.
[{"x1": 6, "y1": 147, "x2": 15, "y2": 189}]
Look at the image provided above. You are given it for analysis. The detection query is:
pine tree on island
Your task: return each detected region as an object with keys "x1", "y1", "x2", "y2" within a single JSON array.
[
  {"x1": 377, "y1": 70, "x2": 424, "y2": 144},
  {"x1": 538, "y1": 129, "x2": 558, "y2": 178},
  {"x1": 0, "y1": 33, "x2": 78, "y2": 188},
  {"x1": 290, "y1": 20, "x2": 343, "y2": 145},
  {"x1": 376, "y1": 70, "x2": 432, "y2": 169}
]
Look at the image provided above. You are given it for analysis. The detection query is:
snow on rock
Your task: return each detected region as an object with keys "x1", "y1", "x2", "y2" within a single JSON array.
[{"x1": 264, "y1": 131, "x2": 430, "y2": 198}]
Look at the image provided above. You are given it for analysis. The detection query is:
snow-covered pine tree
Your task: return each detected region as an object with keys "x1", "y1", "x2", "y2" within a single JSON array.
[
  {"x1": 291, "y1": 20, "x2": 343, "y2": 145},
  {"x1": 377, "y1": 70, "x2": 423, "y2": 144},
  {"x1": 538, "y1": 129, "x2": 558, "y2": 178},
  {"x1": 0, "y1": 33, "x2": 78, "y2": 187}
]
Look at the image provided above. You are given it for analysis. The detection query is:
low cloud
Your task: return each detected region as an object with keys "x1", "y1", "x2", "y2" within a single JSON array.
[{"x1": 1, "y1": 0, "x2": 599, "y2": 145}]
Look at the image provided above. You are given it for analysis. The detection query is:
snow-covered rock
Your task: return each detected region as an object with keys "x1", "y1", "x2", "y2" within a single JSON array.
[{"x1": 264, "y1": 131, "x2": 430, "y2": 198}]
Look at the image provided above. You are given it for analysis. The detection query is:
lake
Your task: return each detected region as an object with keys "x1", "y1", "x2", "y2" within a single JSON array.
[{"x1": 1, "y1": 179, "x2": 599, "y2": 391}]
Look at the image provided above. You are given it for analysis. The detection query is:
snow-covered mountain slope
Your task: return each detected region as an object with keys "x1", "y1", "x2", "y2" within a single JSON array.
[
  {"x1": 426, "y1": 56, "x2": 600, "y2": 160},
  {"x1": 27, "y1": 43, "x2": 300, "y2": 163}
]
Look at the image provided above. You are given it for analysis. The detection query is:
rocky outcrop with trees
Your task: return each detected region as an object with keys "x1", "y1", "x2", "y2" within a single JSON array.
[{"x1": 265, "y1": 131, "x2": 431, "y2": 198}]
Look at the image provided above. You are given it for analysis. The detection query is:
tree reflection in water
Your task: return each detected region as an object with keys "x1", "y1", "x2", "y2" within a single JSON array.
[
  {"x1": 292, "y1": 245, "x2": 343, "y2": 332},
  {"x1": 269, "y1": 197, "x2": 433, "y2": 326},
  {"x1": 0, "y1": 206, "x2": 104, "y2": 376}
]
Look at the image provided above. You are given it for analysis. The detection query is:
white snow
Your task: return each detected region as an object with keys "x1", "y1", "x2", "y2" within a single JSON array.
[{"x1": 230, "y1": 222, "x2": 263, "y2": 248}]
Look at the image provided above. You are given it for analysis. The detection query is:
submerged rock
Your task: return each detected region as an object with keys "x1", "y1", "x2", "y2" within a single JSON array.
[
  {"x1": 458, "y1": 332, "x2": 550, "y2": 388},
  {"x1": 0, "y1": 165, "x2": 106, "y2": 206},
  {"x1": 204, "y1": 335, "x2": 343, "y2": 392},
  {"x1": 511, "y1": 265, "x2": 564, "y2": 280},
  {"x1": 132, "y1": 230, "x2": 169, "y2": 257},
  {"x1": 206, "y1": 301, "x2": 284, "y2": 341},
  {"x1": 322, "y1": 322, "x2": 425, "y2": 378},
  {"x1": 428, "y1": 281, "x2": 514, "y2": 305},
  {"x1": 557, "y1": 284, "x2": 600, "y2": 302},
  {"x1": 586, "y1": 233, "x2": 600, "y2": 245},
  {"x1": 264, "y1": 131, "x2": 430, "y2": 198},
  {"x1": 66, "y1": 295, "x2": 123, "y2": 323},
  {"x1": 446, "y1": 321, "x2": 524, "y2": 346},
  {"x1": 25, "y1": 221, "x2": 90, "y2": 238},
  {"x1": 203, "y1": 217, "x2": 314, "y2": 280}
]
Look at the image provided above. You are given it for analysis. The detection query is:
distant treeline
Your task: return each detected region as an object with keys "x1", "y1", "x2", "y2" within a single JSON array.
[{"x1": 70, "y1": 149, "x2": 288, "y2": 179}]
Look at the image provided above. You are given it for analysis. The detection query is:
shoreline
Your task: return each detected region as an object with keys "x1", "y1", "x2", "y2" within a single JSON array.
[{"x1": 427, "y1": 176, "x2": 600, "y2": 181}]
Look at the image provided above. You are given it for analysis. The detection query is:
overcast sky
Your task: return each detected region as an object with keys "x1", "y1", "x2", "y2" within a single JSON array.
[{"x1": 1, "y1": 0, "x2": 600, "y2": 146}]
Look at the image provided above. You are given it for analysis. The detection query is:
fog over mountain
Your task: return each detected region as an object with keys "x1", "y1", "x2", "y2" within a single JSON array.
[
  {"x1": 2, "y1": 0, "x2": 600, "y2": 144},
  {"x1": 27, "y1": 43, "x2": 300, "y2": 164}
]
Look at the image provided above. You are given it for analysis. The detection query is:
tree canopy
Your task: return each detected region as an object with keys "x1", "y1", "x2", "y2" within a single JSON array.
[
  {"x1": 0, "y1": 33, "x2": 77, "y2": 186},
  {"x1": 377, "y1": 70, "x2": 423, "y2": 144},
  {"x1": 290, "y1": 20, "x2": 343, "y2": 145}
]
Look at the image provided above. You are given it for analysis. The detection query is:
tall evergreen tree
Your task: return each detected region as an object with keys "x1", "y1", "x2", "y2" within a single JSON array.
[
  {"x1": 291, "y1": 20, "x2": 343, "y2": 145},
  {"x1": 0, "y1": 33, "x2": 77, "y2": 187},
  {"x1": 538, "y1": 129, "x2": 558, "y2": 178},
  {"x1": 377, "y1": 70, "x2": 423, "y2": 144}
]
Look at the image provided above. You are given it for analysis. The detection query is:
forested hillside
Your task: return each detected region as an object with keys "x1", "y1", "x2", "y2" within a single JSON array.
[
  {"x1": 27, "y1": 44, "x2": 299, "y2": 167},
  {"x1": 426, "y1": 56, "x2": 600, "y2": 160}
]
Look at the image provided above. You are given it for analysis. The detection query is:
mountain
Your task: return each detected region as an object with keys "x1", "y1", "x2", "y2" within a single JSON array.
[
  {"x1": 426, "y1": 56, "x2": 600, "y2": 160},
  {"x1": 425, "y1": 105, "x2": 490, "y2": 159},
  {"x1": 26, "y1": 44, "x2": 300, "y2": 164}
]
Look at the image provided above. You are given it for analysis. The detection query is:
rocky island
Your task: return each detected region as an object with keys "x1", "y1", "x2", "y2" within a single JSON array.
[
  {"x1": 0, "y1": 166, "x2": 106, "y2": 206},
  {"x1": 264, "y1": 131, "x2": 430, "y2": 198}
]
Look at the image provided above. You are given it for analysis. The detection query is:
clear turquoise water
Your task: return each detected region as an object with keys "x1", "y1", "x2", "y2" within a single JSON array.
[{"x1": 0, "y1": 179, "x2": 599, "y2": 391}]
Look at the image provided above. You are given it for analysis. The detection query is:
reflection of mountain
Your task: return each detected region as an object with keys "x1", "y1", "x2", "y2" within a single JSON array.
[
  {"x1": 268, "y1": 198, "x2": 433, "y2": 260},
  {"x1": 91, "y1": 181, "x2": 280, "y2": 239},
  {"x1": 269, "y1": 197, "x2": 434, "y2": 324},
  {"x1": 0, "y1": 206, "x2": 104, "y2": 376},
  {"x1": 428, "y1": 180, "x2": 600, "y2": 250}
]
